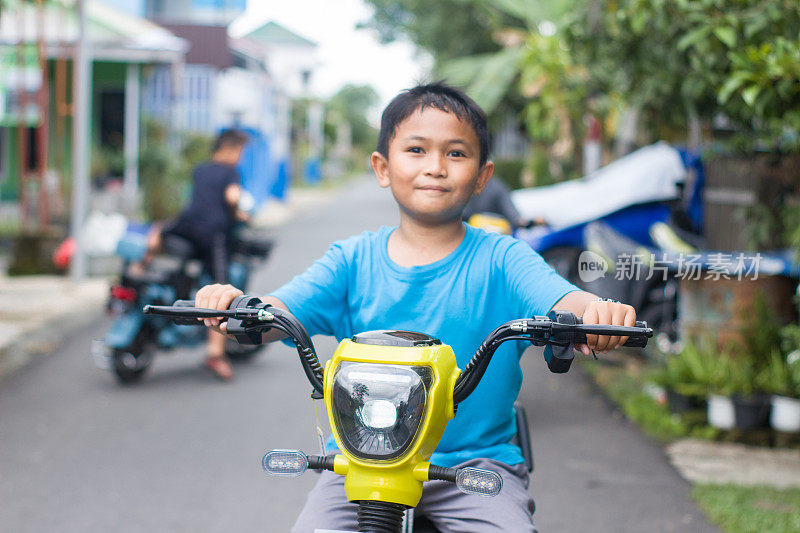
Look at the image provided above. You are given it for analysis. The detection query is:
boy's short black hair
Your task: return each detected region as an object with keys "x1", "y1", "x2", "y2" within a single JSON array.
[
  {"x1": 377, "y1": 82, "x2": 490, "y2": 166},
  {"x1": 213, "y1": 129, "x2": 249, "y2": 153}
]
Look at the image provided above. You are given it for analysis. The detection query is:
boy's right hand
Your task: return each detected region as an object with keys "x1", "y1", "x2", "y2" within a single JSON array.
[{"x1": 194, "y1": 283, "x2": 244, "y2": 331}]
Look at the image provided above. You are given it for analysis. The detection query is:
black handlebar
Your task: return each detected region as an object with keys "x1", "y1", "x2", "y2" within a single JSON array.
[
  {"x1": 144, "y1": 300, "x2": 267, "y2": 325},
  {"x1": 144, "y1": 296, "x2": 325, "y2": 396},
  {"x1": 144, "y1": 297, "x2": 652, "y2": 403},
  {"x1": 452, "y1": 310, "x2": 653, "y2": 405}
]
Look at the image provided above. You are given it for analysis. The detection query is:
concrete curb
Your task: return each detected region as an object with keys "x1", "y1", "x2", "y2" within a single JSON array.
[
  {"x1": 0, "y1": 276, "x2": 110, "y2": 380},
  {"x1": 666, "y1": 438, "x2": 800, "y2": 489}
]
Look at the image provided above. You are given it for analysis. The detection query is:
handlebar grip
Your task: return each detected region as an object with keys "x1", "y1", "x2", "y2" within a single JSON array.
[
  {"x1": 573, "y1": 319, "x2": 650, "y2": 348},
  {"x1": 172, "y1": 300, "x2": 201, "y2": 325}
]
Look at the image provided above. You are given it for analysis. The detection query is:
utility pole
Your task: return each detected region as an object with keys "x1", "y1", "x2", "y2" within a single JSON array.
[
  {"x1": 69, "y1": 0, "x2": 91, "y2": 280},
  {"x1": 123, "y1": 63, "x2": 140, "y2": 205}
]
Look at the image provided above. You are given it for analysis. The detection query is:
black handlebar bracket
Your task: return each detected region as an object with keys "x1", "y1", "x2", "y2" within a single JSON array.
[
  {"x1": 544, "y1": 310, "x2": 576, "y2": 373},
  {"x1": 226, "y1": 295, "x2": 269, "y2": 344}
]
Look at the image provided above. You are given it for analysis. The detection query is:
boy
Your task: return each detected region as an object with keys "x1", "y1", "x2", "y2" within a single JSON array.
[
  {"x1": 195, "y1": 83, "x2": 636, "y2": 531},
  {"x1": 162, "y1": 129, "x2": 251, "y2": 380}
]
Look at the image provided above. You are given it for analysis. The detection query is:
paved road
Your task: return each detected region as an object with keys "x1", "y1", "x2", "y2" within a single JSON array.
[{"x1": 0, "y1": 177, "x2": 715, "y2": 532}]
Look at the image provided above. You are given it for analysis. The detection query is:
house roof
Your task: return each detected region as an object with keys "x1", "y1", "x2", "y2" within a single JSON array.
[
  {"x1": 242, "y1": 21, "x2": 316, "y2": 48},
  {"x1": 160, "y1": 24, "x2": 232, "y2": 68}
]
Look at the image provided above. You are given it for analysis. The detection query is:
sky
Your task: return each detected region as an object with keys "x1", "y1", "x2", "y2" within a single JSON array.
[{"x1": 229, "y1": 0, "x2": 432, "y2": 114}]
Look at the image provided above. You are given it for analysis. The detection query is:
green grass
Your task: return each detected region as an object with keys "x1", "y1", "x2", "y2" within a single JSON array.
[{"x1": 693, "y1": 484, "x2": 800, "y2": 533}]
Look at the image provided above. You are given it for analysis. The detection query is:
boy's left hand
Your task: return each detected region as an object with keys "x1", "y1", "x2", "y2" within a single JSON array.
[{"x1": 577, "y1": 299, "x2": 637, "y2": 356}]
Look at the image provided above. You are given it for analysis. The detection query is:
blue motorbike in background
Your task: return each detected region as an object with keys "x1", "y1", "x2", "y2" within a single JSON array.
[
  {"x1": 94, "y1": 225, "x2": 273, "y2": 383},
  {"x1": 511, "y1": 142, "x2": 705, "y2": 282},
  {"x1": 472, "y1": 142, "x2": 800, "y2": 354},
  {"x1": 469, "y1": 143, "x2": 704, "y2": 353}
]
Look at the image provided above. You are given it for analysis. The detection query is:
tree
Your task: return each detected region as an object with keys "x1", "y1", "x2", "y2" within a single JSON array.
[
  {"x1": 566, "y1": 0, "x2": 800, "y2": 148},
  {"x1": 326, "y1": 84, "x2": 379, "y2": 150},
  {"x1": 360, "y1": 0, "x2": 503, "y2": 69}
]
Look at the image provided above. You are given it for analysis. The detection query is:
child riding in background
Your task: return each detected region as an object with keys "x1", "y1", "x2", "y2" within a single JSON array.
[
  {"x1": 160, "y1": 129, "x2": 251, "y2": 380},
  {"x1": 194, "y1": 83, "x2": 637, "y2": 531}
]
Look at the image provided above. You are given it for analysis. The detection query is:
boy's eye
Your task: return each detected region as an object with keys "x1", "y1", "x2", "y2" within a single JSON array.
[
  {"x1": 407, "y1": 147, "x2": 424, "y2": 154},
  {"x1": 448, "y1": 150, "x2": 466, "y2": 158}
]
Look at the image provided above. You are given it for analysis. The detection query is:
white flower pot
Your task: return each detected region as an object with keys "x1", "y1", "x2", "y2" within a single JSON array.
[
  {"x1": 707, "y1": 394, "x2": 735, "y2": 430},
  {"x1": 770, "y1": 395, "x2": 800, "y2": 433}
]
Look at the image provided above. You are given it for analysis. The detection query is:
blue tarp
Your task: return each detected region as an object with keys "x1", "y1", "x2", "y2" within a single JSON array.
[
  {"x1": 236, "y1": 127, "x2": 273, "y2": 208},
  {"x1": 304, "y1": 158, "x2": 321, "y2": 185}
]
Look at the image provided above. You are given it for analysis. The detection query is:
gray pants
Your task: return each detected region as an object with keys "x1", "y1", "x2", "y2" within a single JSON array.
[{"x1": 291, "y1": 458, "x2": 538, "y2": 532}]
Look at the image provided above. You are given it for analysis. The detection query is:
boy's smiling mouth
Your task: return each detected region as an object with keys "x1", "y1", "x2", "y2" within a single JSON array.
[{"x1": 417, "y1": 185, "x2": 450, "y2": 192}]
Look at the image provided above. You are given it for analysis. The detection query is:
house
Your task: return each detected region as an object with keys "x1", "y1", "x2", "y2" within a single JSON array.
[
  {"x1": 139, "y1": 22, "x2": 286, "y2": 205},
  {"x1": 0, "y1": 0, "x2": 187, "y2": 227},
  {"x1": 233, "y1": 20, "x2": 321, "y2": 184},
  {"x1": 117, "y1": 3, "x2": 322, "y2": 196}
]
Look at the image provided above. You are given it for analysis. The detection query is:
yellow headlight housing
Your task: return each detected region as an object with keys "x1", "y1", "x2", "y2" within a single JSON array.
[{"x1": 323, "y1": 331, "x2": 460, "y2": 506}]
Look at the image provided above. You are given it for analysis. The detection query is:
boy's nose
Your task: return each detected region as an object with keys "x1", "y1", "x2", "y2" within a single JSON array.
[{"x1": 423, "y1": 154, "x2": 447, "y2": 178}]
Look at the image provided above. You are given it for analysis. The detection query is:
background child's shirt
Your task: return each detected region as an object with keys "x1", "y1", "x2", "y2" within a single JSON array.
[
  {"x1": 270, "y1": 224, "x2": 579, "y2": 467},
  {"x1": 169, "y1": 162, "x2": 239, "y2": 241}
]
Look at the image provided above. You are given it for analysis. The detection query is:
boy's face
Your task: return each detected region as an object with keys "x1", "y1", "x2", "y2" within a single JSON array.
[{"x1": 371, "y1": 108, "x2": 494, "y2": 225}]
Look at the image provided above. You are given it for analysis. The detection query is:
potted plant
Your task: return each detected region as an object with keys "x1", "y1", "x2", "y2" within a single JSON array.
[
  {"x1": 707, "y1": 353, "x2": 737, "y2": 430},
  {"x1": 729, "y1": 355, "x2": 772, "y2": 430},
  {"x1": 765, "y1": 324, "x2": 800, "y2": 432},
  {"x1": 656, "y1": 342, "x2": 713, "y2": 414}
]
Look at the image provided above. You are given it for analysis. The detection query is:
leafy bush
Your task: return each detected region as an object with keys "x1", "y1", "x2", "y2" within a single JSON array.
[
  {"x1": 710, "y1": 352, "x2": 757, "y2": 396},
  {"x1": 590, "y1": 362, "x2": 717, "y2": 441},
  {"x1": 737, "y1": 291, "x2": 784, "y2": 366},
  {"x1": 652, "y1": 340, "x2": 720, "y2": 397},
  {"x1": 760, "y1": 325, "x2": 800, "y2": 398},
  {"x1": 137, "y1": 120, "x2": 212, "y2": 221}
]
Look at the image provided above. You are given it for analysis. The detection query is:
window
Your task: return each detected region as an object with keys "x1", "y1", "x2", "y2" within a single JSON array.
[{"x1": 99, "y1": 89, "x2": 125, "y2": 149}]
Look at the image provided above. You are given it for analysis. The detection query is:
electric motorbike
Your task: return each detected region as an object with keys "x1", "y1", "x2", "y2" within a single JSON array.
[
  {"x1": 144, "y1": 296, "x2": 652, "y2": 532},
  {"x1": 94, "y1": 229, "x2": 273, "y2": 383}
]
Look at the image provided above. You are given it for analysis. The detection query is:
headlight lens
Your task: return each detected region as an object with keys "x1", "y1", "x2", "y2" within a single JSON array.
[
  {"x1": 360, "y1": 399, "x2": 398, "y2": 428},
  {"x1": 331, "y1": 362, "x2": 433, "y2": 460}
]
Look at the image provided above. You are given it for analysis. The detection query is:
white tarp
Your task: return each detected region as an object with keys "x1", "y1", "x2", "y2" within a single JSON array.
[{"x1": 511, "y1": 142, "x2": 686, "y2": 230}]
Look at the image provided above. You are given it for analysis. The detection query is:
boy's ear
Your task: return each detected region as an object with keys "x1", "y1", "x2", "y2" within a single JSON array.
[
  {"x1": 473, "y1": 161, "x2": 494, "y2": 195},
  {"x1": 370, "y1": 152, "x2": 391, "y2": 188}
]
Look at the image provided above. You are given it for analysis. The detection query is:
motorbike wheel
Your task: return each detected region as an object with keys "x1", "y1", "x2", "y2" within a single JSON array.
[
  {"x1": 224, "y1": 339, "x2": 266, "y2": 362},
  {"x1": 112, "y1": 329, "x2": 153, "y2": 384}
]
